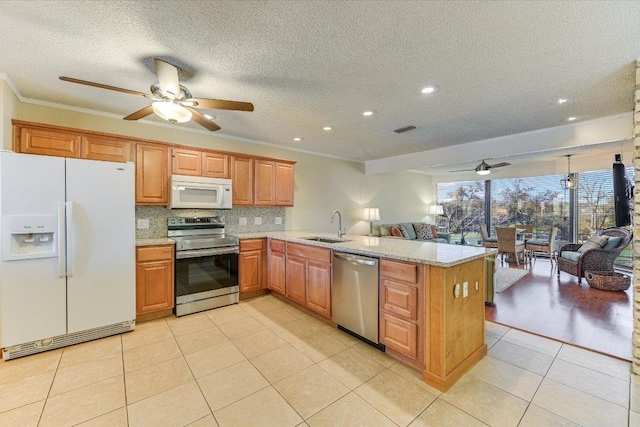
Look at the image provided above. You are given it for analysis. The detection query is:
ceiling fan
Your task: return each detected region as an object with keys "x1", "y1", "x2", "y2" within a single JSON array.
[
  {"x1": 449, "y1": 160, "x2": 511, "y2": 175},
  {"x1": 59, "y1": 59, "x2": 254, "y2": 131}
]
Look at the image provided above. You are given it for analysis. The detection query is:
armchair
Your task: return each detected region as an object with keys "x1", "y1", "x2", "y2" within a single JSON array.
[{"x1": 557, "y1": 227, "x2": 632, "y2": 284}]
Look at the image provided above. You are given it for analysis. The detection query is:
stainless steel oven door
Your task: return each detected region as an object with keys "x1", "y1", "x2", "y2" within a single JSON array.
[{"x1": 175, "y1": 247, "x2": 239, "y2": 306}]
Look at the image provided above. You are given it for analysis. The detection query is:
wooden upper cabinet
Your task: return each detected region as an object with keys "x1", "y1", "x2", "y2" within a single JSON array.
[
  {"x1": 18, "y1": 126, "x2": 81, "y2": 158},
  {"x1": 276, "y1": 163, "x2": 294, "y2": 206},
  {"x1": 202, "y1": 152, "x2": 230, "y2": 178},
  {"x1": 172, "y1": 148, "x2": 202, "y2": 176},
  {"x1": 254, "y1": 160, "x2": 276, "y2": 206},
  {"x1": 232, "y1": 157, "x2": 254, "y2": 205},
  {"x1": 253, "y1": 160, "x2": 294, "y2": 207},
  {"x1": 136, "y1": 143, "x2": 169, "y2": 205},
  {"x1": 81, "y1": 135, "x2": 132, "y2": 163}
]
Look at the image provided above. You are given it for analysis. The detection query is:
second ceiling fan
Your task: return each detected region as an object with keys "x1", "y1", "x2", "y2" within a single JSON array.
[
  {"x1": 450, "y1": 160, "x2": 511, "y2": 175},
  {"x1": 60, "y1": 59, "x2": 254, "y2": 131}
]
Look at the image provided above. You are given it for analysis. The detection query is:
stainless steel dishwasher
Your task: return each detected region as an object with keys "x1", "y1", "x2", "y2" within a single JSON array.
[{"x1": 332, "y1": 252, "x2": 383, "y2": 349}]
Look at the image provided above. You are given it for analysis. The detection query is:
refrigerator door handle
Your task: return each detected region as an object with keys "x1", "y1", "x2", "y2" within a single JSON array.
[
  {"x1": 66, "y1": 201, "x2": 74, "y2": 277},
  {"x1": 57, "y1": 201, "x2": 67, "y2": 278}
]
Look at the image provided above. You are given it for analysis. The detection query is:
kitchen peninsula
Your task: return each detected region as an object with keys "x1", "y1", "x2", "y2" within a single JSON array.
[{"x1": 234, "y1": 232, "x2": 495, "y2": 392}]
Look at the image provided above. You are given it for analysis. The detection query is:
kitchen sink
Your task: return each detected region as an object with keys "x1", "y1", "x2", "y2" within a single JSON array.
[{"x1": 300, "y1": 236, "x2": 351, "y2": 244}]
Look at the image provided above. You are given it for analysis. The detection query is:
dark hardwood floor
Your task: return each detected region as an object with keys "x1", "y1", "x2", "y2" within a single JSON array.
[{"x1": 485, "y1": 257, "x2": 633, "y2": 361}]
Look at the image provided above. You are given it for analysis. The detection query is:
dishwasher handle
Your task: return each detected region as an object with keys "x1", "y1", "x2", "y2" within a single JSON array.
[{"x1": 334, "y1": 252, "x2": 377, "y2": 266}]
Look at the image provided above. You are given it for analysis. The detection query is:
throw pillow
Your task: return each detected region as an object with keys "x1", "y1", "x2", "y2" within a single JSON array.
[
  {"x1": 602, "y1": 236, "x2": 622, "y2": 250},
  {"x1": 399, "y1": 222, "x2": 417, "y2": 239},
  {"x1": 391, "y1": 225, "x2": 405, "y2": 238},
  {"x1": 430, "y1": 224, "x2": 439, "y2": 238},
  {"x1": 379, "y1": 224, "x2": 391, "y2": 236},
  {"x1": 577, "y1": 235, "x2": 609, "y2": 253},
  {"x1": 397, "y1": 224, "x2": 411, "y2": 238},
  {"x1": 414, "y1": 223, "x2": 434, "y2": 240}
]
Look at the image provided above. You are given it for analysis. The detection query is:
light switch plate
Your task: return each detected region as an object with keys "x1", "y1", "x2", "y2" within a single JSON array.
[
  {"x1": 463, "y1": 281, "x2": 469, "y2": 298},
  {"x1": 137, "y1": 219, "x2": 149, "y2": 230},
  {"x1": 239, "y1": 217, "x2": 247, "y2": 226},
  {"x1": 254, "y1": 217, "x2": 262, "y2": 225},
  {"x1": 275, "y1": 217, "x2": 282, "y2": 225}
]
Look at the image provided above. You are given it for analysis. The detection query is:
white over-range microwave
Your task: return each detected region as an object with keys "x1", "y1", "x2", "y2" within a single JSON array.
[{"x1": 169, "y1": 175, "x2": 233, "y2": 209}]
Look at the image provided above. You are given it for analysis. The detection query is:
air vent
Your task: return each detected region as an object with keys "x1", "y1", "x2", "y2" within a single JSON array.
[{"x1": 394, "y1": 125, "x2": 416, "y2": 134}]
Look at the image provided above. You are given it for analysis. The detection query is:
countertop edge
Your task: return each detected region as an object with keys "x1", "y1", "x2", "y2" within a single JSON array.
[{"x1": 234, "y1": 232, "x2": 496, "y2": 267}]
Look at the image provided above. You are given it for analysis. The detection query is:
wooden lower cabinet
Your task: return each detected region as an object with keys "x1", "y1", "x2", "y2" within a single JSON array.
[
  {"x1": 305, "y1": 260, "x2": 331, "y2": 317},
  {"x1": 283, "y1": 242, "x2": 331, "y2": 317},
  {"x1": 379, "y1": 258, "x2": 423, "y2": 368},
  {"x1": 239, "y1": 239, "x2": 267, "y2": 294},
  {"x1": 136, "y1": 245, "x2": 174, "y2": 315},
  {"x1": 268, "y1": 239, "x2": 286, "y2": 295},
  {"x1": 380, "y1": 312, "x2": 418, "y2": 358},
  {"x1": 285, "y1": 255, "x2": 306, "y2": 305}
]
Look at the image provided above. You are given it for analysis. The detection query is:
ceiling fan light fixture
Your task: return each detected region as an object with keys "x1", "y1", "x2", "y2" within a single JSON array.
[
  {"x1": 152, "y1": 101, "x2": 192, "y2": 123},
  {"x1": 475, "y1": 160, "x2": 491, "y2": 175}
]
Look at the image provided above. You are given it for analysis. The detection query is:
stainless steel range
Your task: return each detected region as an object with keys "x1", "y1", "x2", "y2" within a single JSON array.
[{"x1": 168, "y1": 216, "x2": 239, "y2": 317}]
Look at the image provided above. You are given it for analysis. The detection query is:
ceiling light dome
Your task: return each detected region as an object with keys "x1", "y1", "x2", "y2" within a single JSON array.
[
  {"x1": 152, "y1": 101, "x2": 192, "y2": 123},
  {"x1": 420, "y1": 85, "x2": 440, "y2": 94}
]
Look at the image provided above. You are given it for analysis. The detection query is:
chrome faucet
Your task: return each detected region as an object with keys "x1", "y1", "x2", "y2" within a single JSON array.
[{"x1": 330, "y1": 210, "x2": 345, "y2": 238}]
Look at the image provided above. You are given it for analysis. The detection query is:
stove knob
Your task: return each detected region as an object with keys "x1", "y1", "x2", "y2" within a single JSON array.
[{"x1": 169, "y1": 218, "x2": 176, "y2": 224}]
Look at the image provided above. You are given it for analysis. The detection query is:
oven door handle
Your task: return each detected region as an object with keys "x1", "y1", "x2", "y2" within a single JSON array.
[{"x1": 176, "y1": 247, "x2": 239, "y2": 259}]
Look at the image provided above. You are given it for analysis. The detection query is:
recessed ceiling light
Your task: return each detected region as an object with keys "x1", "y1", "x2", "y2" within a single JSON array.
[
  {"x1": 557, "y1": 98, "x2": 570, "y2": 104},
  {"x1": 420, "y1": 85, "x2": 440, "y2": 94},
  {"x1": 293, "y1": 137, "x2": 302, "y2": 141},
  {"x1": 203, "y1": 114, "x2": 216, "y2": 120},
  {"x1": 567, "y1": 116, "x2": 577, "y2": 121},
  {"x1": 323, "y1": 126, "x2": 332, "y2": 131},
  {"x1": 363, "y1": 110, "x2": 375, "y2": 116}
]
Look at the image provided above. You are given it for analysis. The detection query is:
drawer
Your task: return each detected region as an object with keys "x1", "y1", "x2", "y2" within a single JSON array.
[
  {"x1": 240, "y1": 238, "x2": 264, "y2": 251},
  {"x1": 380, "y1": 259, "x2": 418, "y2": 284},
  {"x1": 286, "y1": 242, "x2": 331, "y2": 263},
  {"x1": 269, "y1": 238, "x2": 285, "y2": 252},
  {"x1": 380, "y1": 313, "x2": 418, "y2": 359},
  {"x1": 137, "y1": 245, "x2": 174, "y2": 262},
  {"x1": 381, "y1": 279, "x2": 418, "y2": 320}
]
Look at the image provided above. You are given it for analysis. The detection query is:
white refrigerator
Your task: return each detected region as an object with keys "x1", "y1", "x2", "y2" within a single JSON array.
[{"x1": 0, "y1": 152, "x2": 135, "y2": 359}]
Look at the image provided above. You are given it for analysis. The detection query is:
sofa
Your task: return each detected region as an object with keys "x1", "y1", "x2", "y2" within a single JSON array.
[{"x1": 379, "y1": 222, "x2": 451, "y2": 244}]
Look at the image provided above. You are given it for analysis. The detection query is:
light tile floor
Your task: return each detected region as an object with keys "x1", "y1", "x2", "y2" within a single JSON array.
[{"x1": 0, "y1": 294, "x2": 637, "y2": 427}]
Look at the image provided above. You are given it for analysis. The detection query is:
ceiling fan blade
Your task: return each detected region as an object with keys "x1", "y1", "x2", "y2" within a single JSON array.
[
  {"x1": 187, "y1": 107, "x2": 221, "y2": 131},
  {"x1": 59, "y1": 76, "x2": 147, "y2": 97},
  {"x1": 449, "y1": 168, "x2": 475, "y2": 173},
  {"x1": 123, "y1": 105, "x2": 154, "y2": 121},
  {"x1": 188, "y1": 98, "x2": 254, "y2": 112},
  {"x1": 489, "y1": 162, "x2": 511, "y2": 168},
  {"x1": 154, "y1": 59, "x2": 181, "y2": 100}
]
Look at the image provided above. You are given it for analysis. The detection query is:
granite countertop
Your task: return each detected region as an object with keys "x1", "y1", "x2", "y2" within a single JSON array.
[
  {"x1": 232, "y1": 231, "x2": 496, "y2": 267},
  {"x1": 136, "y1": 238, "x2": 176, "y2": 247}
]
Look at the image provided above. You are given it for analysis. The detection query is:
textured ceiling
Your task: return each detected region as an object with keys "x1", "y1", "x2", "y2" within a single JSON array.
[{"x1": 0, "y1": 1, "x2": 638, "y2": 163}]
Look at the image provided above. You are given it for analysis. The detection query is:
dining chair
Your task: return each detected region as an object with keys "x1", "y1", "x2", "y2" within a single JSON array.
[
  {"x1": 525, "y1": 227, "x2": 559, "y2": 265},
  {"x1": 513, "y1": 224, "x2": 534, "y2": 241},
  {"x1": 480, "y1": 223, "x2": 498, "y2": 249},
  {"x1": 496, "y1": 227, "x2": 526, "y2": 266}
]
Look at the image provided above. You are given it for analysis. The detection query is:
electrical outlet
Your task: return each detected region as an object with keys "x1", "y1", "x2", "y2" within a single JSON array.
[
  {"x1": 463, "y1": 281, "x2": 469, "y2": 298},
  {"x1": 239, "y1": 217, "x2": 247, "y2": 226},
  {"x1": 275, "y1": 217, "x2": 282, "y2": 225},
  {"x1": 137, "y1": 219, "x2": 149, "y2": 230},
  {"x1": 254, "y1": 217, "x2": 262, "y2": 225}
]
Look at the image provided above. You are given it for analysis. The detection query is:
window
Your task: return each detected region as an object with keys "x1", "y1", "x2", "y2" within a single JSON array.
[
  {"x1": 437, "y1": 166, "x2": 634, "y2": 267},
  {"x1": 437, "y1": 180, "x2": 485, "y2": 245}
]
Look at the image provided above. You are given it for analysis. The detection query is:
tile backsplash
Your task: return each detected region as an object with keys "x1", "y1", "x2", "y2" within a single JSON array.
[{"x1": 135, "y1": 206, "x2": 286, "y2": 239}]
